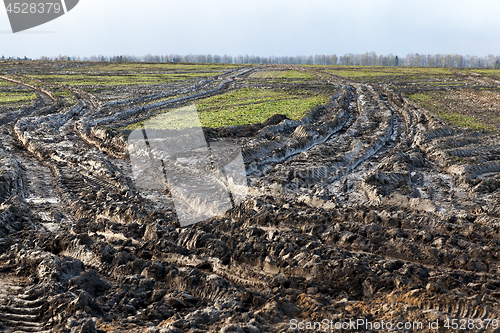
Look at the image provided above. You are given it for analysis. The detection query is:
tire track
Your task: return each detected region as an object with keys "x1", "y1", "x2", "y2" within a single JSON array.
[{"x1": 0, "y1": 276, "x2": 51, "y2": 333}]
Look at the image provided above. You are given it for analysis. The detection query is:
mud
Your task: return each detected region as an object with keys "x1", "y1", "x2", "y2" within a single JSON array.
[{"x1": 0, "y1": 64, "x2": 500, "y2": 332}]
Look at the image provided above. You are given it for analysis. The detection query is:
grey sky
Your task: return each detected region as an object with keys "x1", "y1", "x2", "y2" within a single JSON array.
[{"x1": 1, "y1": 0, "x2": 499, "y2": 59}]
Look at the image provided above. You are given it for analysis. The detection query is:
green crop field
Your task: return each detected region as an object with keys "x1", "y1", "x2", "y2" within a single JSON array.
[
  {"x1": 311, "y1": 65, "x2": 500, "y2": 131},
  {"x1": 323, "y1": 66, "x2": 456, "y2": 83},
  {"x1": 0, "y1": 80, "x2": 38, "y2": 106},
  {"x1": 124, "y1": 87, "x2": 331, "y2": 129},
  {"x1": 407, "y1": 92, "x2": 498, "y2": 131},
  {"x1": 0, "y1": 91, "x2": 37, "y2": 105},
  {"x1": 1, "y1": 62, "x2": 499, "y2": 131}
]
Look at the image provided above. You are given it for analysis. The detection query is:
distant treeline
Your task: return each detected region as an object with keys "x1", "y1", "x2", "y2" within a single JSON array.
[{"x1": 7, "y1": 52, "x2": 500, "y2": 68}]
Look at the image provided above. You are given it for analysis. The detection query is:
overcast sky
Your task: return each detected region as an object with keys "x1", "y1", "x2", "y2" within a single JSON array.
[{"x1": 1, "y1": 0, "x2": 500, "y2": 59}]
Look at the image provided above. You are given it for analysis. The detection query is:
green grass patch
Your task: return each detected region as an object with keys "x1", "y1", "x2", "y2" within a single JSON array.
[
  {"x1": 124, "y1": 88, "x2": 330, "y2": 129},
  {"x1": 0, "y1": 77, "x2": 38, "y2": 106},
  {"x1": 467, "y1": 69, "x2": 500, "y2": 75},
  {"x1": 407, "y1": 93, "x2": 432, "y2": 103},
  {"x1": 328, "y1": 66, "x2": 454, "y2": 80},
  {"x1": 51, "y1": 87, "x2": 79, "y2": 106},
  {"x1": 0, "y1": 91, "x2": 37, "y2": 105},
  {"x1": 328, "y1": 69, "x2": 398, "y2": 78},
  {"x1": 407, "y1": 92, "x2": 497, "y2": 131},
  {"x1": 439, "y1": 113, "x2": 496, "y2": 131},
  {"x1": 252, "y1": 70, "x2": 316, "y2": 80}
]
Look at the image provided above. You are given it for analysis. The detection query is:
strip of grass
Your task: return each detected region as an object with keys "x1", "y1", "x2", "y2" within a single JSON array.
[
  {"x1": 408, "y1": 93, "x2": 432, "y2": 103},
  {"x1": 252, "y1": 70, "x2": 316, "y2": 80},
  {"x1": 27, "y1": 72, "x2": 222, "y2": 86},
  {"x1": 125, "y1": 88, "x2": 330, "y2": 129},
  {"x1": 439, "y1": 113, "x2": 496, "y2": 131},
  {"x1": 328, "y1": 67, "x2": 454, "y2": 80},
  {"x1": 467, "y1": 69, "x2": 500, "y2": 75},
  {"x1": 0, "y1": 91, "x2": 37, "y2": 105},
  {"x1": 0, "y1": 77, "x2": 38, "y2": 105},
  {"x1": 50, "y1": 87, "x2": 79, "y2": 106},
  {"x1": 467, "y1": 71, "x2": 500, "y2": 82},
  {"x1": 407, "y1": 93, "x2": 497, "y2": 131},
  {"x1": 198, "y1": 89, "x2": 328, "y2": 128}
]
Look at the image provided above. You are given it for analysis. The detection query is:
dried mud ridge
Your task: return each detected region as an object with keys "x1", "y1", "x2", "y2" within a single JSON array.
[{"x1": 1, "y1": 66, "x2": 500, "y2": 333}]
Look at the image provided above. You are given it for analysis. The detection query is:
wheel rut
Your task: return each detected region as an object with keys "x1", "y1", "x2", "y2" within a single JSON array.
[{"x1": 0, "y1": 275, "x2": 51, "y2": 333}]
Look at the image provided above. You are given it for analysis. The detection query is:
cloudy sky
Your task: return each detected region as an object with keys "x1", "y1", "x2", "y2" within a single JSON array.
[{"x1": 1, "y1": 0, "x2": 499, "y2": 59}]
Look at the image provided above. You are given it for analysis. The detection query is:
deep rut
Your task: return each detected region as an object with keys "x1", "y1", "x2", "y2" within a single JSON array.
[{"x1": 0, "y1": 275, "x2": 51, "y2": 333}]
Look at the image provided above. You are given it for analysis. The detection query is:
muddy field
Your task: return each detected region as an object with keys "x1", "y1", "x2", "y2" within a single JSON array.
[{"x1": 1, "y1": 62, "x2": 500, "y2": 332}]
